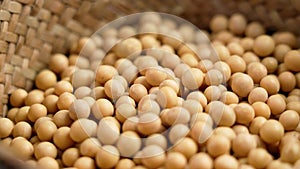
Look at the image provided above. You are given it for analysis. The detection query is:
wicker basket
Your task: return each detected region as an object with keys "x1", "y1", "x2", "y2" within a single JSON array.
[{"x1": 0, "y1": 0, "x2": 300, "y2": 115}]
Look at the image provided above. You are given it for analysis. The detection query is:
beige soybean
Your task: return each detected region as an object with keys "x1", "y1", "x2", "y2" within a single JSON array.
[
  {"x1": 36, "y1": 157, "x2": 59, "y2": 169},
  {"x1": 228, "y1": 13, "x2": 247, "y2": 35},
  {"x1": 204, "y1": 69, "x2": 224, "y2": 86},
  {"x1": 53, "y1": 127, "x2": 74, "y2": 150},
  {"x1": 171, "y1": 137, "x2": 198, "y2": 159},
  {"x1": 0, "y1": 118, "x2": 14, "y2": 138},
  {"x1": 284, "y1": 50, "x2": 300, "y2": 72},
  {"x1": 247, "y1": 148, "x2": 273, "y2": 169},
  {"x1": 278, "y1": 71, "x2": 296, "y2": 92},
  {"x1": 79, "y1": 138, "x2": 101, "y2": 158},
  {"x1": 232, "y1": 133, "x2": 257, "y2": 157},
  {"x1": 253, "y1": 35, "x2": 275, "y2": 57},
  {"x1": 92, "y1": 98, "x2": 114, "y2": 120},
  {"x1": 70, "y1": 119, "x2": 97, "y2": 143},
  {"x1": 54, "y1": 80, "x2": 73, "y2": 96},
  {"x1": 204, "y1": 85, "x2": 222, "y2": 102},
  {"x1": 227, "y1": 42, "x2": 244, "y2": 56},
  {"x1": 159, "y1": 79, "x2": 180, "y2": 94},
  {"x1": 274, "y1": 44, "x2": 291, "y2": 63},
  {"x1": 189, "y1": 152, "x2": 213, "y2": 169},
  {"x1": 234, "y1": 103, "x2": 255, "y2": 125},
  {"x1": 137, "y1": 113, "x2": 162, "y2": 136},
  {"x1": 115, "y1": 37, "x2": 142, "y2": 58},
  {"x1": 102, "y1": 53, "x2": 118, "y2": 66},
  {"x1": 181, "y1": 68, "x2": 204, "y2": 90},
  {"x1": 267, "y1": 94, "x2": 286, "y2": 115},
  {"x1": 134, "y1": 76, "x2": 152, "y2": 90},
  {"x1": 35, "y1": 70, "x2": 57, "y2": 90},
  {"x1": 214, "y1": 30, "x2": 233, "y2": 44},
  {"x1": 280, "y1": 141, "x2": 300, "y2": 164},
  {"x1": 14, "y1": 106, "x2": 30, "y2": 122},
  {"x1": 160, "y1": 107, "x2": 190, "y2": 126},
  {"x1": 116, "y1": 131, "x2": 142, "y2": 157},
  {"x1": 145, "y1": 133, "x2": 168, "y2": 150},
  {"x1": 240, "y1": 37, "x2": 254, "y2": 51},
  {"x1": 214, "y1": 154, "x2": 239, "y2": 169},
  {"x1": 213, "y1": 127, "x2": 236, "y2": 141},
  {"x1": 262, "y1": 57, "x2": 278, "y2": 74},
  {"x1": 96, "y1": 145, "x2": 120, "y2": 169},
  {"x1": 272, "y1": 31, "x2": 297, "y2": 48},
  {"x1": 242, "y1": 52, "x2": 260, "y2": 65},
  {"x1": 115, "y1": 95, "x2": 136, "y2": 108},
  {"x1": 260, "y1": 75, "x2": 280, "y2": 95},
  {"x1": 267, "y1": 160, "x2": 293, "y2": 169},
  {"x1": 68, "y1": 99, "x2": 90, "y2": 120},
  {"x1": 207, "y1": 135, "x2": 231, "y2": 157},
  {"x1": 95, "y1": 65, "x2": 118, "y2": 84},
  {"x1": 36, "y1": 120, "x2": 57, "y2": 141},
  {"x1": 115, "y1": 159, "x2": 135, "y2": 169},
  {"x1": 74, "y1": 156, "x2": 96, "y2": 169},
  {"x1": 168, "y1": 124, "x2": 189, "y2": 144},
  {"x1": 230, "y1": 73, "x2": 254, "y2": 97},
  {"x1": 138, "y1": 98, "x2": 160, "y2": 115},
  {"x1": 220, "y1": 91, "x2": 239, "y2": 105},
  {"x1": 210, "y1": 14, "x2": 228, "y2": 32},
  {"x1": 213, "y1": 45, "x2": 230, "y2": 60},
  {"x1": 207, "y1": 101, "x2": 236, "y2": 127},
  {"x1": 122, "y1": 116, "x2": 139, "y2": 132},
  {"x1": 186, "y1": 91, "x2": 208, "y2": 108},
  {"x1": 57, "y1": 92, "x2": 76, "y2": 110},
  {"x1": 140, "y1": 35, "x2": 160, "y2": 49},
  {"x1": 28, "y1": 103, "x2": 47, "y2": 122},
  {"x1": 279, "y1": 110, "x2": 300, "y2": 131},
  {"x1": 160, "y1": 53, "x2": 181, "y2": 70},
  {"x1": 53, "y1": 110, "x2": 73, "y2": 127},
  {"x1": 129, "y1": 84, "x2": 148, "y2": 102},
  {"x1": 226, "y1": 55, "x2": 246, "y2": 73},
  {"x1": 62, "y1": 148, "x2": 80, "y2": 167},
  {"x1": 145, "y1": 68, "x2": 168, "y2": 86},
  {"x1": 287, "y1": 101, "x2": 300, "y2": 114},
  {"x1": 181, "y1": 53, "x2": 198, "y2": 68},
  {"x1": 13, "y1": 121, "x2": 32, "y2": 139},
  {"x1": 10, "y1": 89, "x2": 28, "y2": 107},
  {"x1": 182, "y1": 99, "x2": 203, "y2": 115},
  {"x1": 249, "y1": 116, "x2": 267, "y2": 134},
  {"x1": 197, "y1": 60, "x2": 213, "y2": 73},
  {"x1": 104, "y1": 78, "x2": 125, "y2": 100},
  {"x1": 25, "y1": 90, "x2": 44, "y2": 106},
  {"x1": 156, "y1": 86, "x2": 178, "y2": 108},
  {"x1": 10, "y1": 137, "x2": 34, "y2": 160},
  {"x1": 248, "y1": 87, "x2": 268, "y2": 104},
  {"x1": 7, "y1": 108, "x2": 19, "y2": 121},
  {"x1": 247, "y1": 62, "x2": 267, "y2": 83},
  {"x1": 245, "y1": 22, "x2": 265, "y2": 38},
  {"x1": 42, "y1": 95, "x2": 58, "y2": 114},
  {"x1": 34, "y1": 141, "x2": 57, "y2": 159},
  {"x1": 259, "y1": 119, "x2": 284, "y2": 144},
  {"x1": 165, "y1": 152, "x2": 187, "y2": 169},
  {"x1": 116, "y1": 103, "x2": 136, "y2": 123},
  {"x1": 141, "y1": 145, "x2": 166, "y2": 169},
  {"x1": 34, "y1": 116, "x2": 52, "y2": 131},
  {"x1": 97, "y1": 117, "x2": 120, "y2": 145},
  {"x1": 252, "y1": 102, "x2": 271, "y2": 119}
]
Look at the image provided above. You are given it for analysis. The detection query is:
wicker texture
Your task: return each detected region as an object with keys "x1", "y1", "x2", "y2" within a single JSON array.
[{"x1": 0, "y1": 0, "x2": 300, "y2": 115}]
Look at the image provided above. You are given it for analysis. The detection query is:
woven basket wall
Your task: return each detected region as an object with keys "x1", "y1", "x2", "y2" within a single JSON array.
[{"x1": 0, "y1": 0, "x2": 300, "y2": 115}]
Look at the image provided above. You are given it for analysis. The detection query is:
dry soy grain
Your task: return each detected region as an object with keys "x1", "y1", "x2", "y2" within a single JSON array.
[{"x1": 3, "y1": 12, "x2": 300, "y2": 169}]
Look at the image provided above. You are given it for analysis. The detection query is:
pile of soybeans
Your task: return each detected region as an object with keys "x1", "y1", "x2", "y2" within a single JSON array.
[{"x1": 1, "y1": 12, "x2": 300, "y2": 169}]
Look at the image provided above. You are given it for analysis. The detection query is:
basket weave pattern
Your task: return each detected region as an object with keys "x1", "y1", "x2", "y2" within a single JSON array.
[{"x1": 0, "y1": 0, "x2": 300, "y2": 115}]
